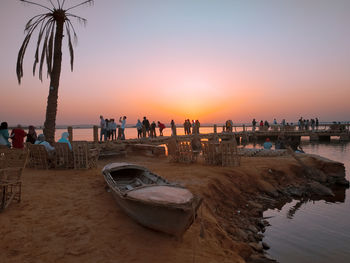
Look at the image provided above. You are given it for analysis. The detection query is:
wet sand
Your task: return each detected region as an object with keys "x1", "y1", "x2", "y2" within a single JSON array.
[{"x1": 0, "y1": 154, "x2": 345, "y2": 263}]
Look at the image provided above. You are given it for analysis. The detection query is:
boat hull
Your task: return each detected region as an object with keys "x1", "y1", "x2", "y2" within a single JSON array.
[
  {"x1": 102, "y1": 162, "x2": 202, "y2": 236},
  {"x1": 110, "y1": 189, "x2": 201, "y2": 236}
]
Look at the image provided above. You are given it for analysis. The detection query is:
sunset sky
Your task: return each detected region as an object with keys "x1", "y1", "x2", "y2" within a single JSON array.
[{"x1": 1, "y1": 0, "x2": 350, "y2": 126}]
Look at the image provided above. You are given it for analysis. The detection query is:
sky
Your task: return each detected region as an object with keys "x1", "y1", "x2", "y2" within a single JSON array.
[{"x1": 1, "y1": 0, "x2": 350, "y2": 126}]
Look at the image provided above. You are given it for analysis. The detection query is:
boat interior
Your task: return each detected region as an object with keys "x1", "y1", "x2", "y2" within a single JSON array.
[{"x1": 110, "y1": 168, "x2": 168, "y2": 191}]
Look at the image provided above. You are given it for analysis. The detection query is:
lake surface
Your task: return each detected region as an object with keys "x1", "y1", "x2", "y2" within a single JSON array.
[
  {"x1": 262, "y1": 141, "x2": 350, "y2": 263},
  {"x1": 37, "y1": 126, "x2": 223, "y2": 141}
]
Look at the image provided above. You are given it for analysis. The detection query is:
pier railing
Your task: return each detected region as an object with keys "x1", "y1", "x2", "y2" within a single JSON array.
[{"x1": 62, "y1": 123, "x2": 349, "y2": 143}]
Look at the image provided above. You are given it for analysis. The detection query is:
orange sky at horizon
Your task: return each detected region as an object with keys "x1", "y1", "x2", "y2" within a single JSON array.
[{"x1": 1, "y1": 0, "x2": 350, "y2": 126}]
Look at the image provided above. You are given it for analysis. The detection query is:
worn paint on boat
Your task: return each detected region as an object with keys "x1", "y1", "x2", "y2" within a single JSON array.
[{"x1": 102, "y1": 162, "x2": 202, "y2": 236}]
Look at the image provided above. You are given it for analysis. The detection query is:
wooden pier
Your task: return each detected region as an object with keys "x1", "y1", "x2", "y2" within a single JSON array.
[{"x1": 68, "y1": 123, "x2": 350, "y2": 145}]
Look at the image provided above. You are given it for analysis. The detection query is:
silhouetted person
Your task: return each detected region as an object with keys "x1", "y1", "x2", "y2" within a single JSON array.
[
  {"x1": 11, "y1": 124, "x2": 27, "y2": 149},
  {"x1": 158, "y1": 121, "x2": 165, "y2": 136},
  {"x1": 143, "y1": 117, "x2": 150, "y2": 137},
  {"x1": 0, "y1": 122, "x2": 11, "y2": 147},
  {"x1": 26, "y1": 125, "x2": 37, "y2": 144}
]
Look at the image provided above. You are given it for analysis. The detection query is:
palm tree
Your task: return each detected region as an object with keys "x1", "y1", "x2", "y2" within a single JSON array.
[{"x1": 16, "y1": 0, "x2": 93, "y2": 143}]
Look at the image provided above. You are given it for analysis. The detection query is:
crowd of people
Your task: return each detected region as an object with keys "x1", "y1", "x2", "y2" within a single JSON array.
[
  {"x1": 183, "y1": 119, "x2": 200, "y2": 135},
  {"x1": 251, "y1": 117, "x2": 320, "y2": 131},
  {"x1": 0, "y1": 122, "x2": 36, "y2": 149},
  {"x1": 0, "y1": 121, "x2": 72, "y2": 154},
  {"x1": 99, "y1": 115, "x2": 173, "y2": 141},
  {"x1": 297, "y1": 117, "x2": 319, "y2": 131}
]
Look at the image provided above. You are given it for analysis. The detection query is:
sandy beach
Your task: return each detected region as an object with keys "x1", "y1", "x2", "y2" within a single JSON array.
[{"x1": 1, "y1": 152, "x2": 346, "y2": 263}]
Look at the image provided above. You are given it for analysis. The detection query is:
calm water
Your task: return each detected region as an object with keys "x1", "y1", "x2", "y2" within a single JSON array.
[
  {"x1": 37, "y1": 126, "x2": 227, "y2": 141},
  {"x1": 262, "y1": 141, "x2": 350, "y2": 263}
]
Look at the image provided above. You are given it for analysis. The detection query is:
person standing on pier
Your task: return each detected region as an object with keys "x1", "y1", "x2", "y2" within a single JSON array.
[
  {"x1": 252, "y1": 119, "x2": 257, "y2": 131},
  {"x1": 119, "y1": 116, "x2": 127, "y2": 140},
  {"x1": 150, "y1": 121, "x2": 157, "y2": 138},
  {"x1": 136, "y1": 119, "x2": 143, "y2": 139},
  {"x1": 142, "y1": 117, "x2": 150, "y2": 137},
  {"x1": 311, "y1": 119, "x2": 315, "y2": 131},
  {"x1": 264, "y1": 120, "x2": 270, "y2": 130},
  {"x1": 110, "y1": 119, "x2": 117, "y2": 140},
  {"x1": 171, "y1": 120, "x2": 177, "y2": 136},
  {"x1": 316, "y1": 118, "x2": 319, "y2": 130},
  {"x1": 99, "y1": 115, "x2": 106, "y2": 142},
  {"x1": 195, "y1": 120, "x2": 200, "y2": 134},
  {"x1": 158, "y1": 121, "x2": 165, "y2": 136}
]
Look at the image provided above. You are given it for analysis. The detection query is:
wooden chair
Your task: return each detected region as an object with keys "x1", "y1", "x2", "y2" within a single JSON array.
[
  {"x1": 88, "y1": 148, "x2": 100, "y2": 169},
  {"x1": 72, "y1": 141, "x2": 89, "y2": 169},
  {"x1": 0, "y1": 148, "x2": 28, "y2": 168},
  {"x1": 0, "y1": 148, "x2": 28, "y2": 211},
  {"x1": 202, "y1": 141, "x2": 221, "y2": 165},
  {"x1": 72, "y1": 141, "x2": 100, "y2": 169},
  {"x1": 27, "y1": 144, "x2": 49, "y2": 169},
  {"x1": 219, "y1": 140, "x2": 240, "y2": 167},
  {"x1": 178, "y1": 141, "x2": 196, "y2": 163},
  {"x1": 53, "y1": 142, "x2": 73, "y2": 169}
]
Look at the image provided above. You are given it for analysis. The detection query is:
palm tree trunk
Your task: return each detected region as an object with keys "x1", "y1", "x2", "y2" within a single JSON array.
[{"x1": 43, "y1": 19, "x2": 64, "y2": 143}]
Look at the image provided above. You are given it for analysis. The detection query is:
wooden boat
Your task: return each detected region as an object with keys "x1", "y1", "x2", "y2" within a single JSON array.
[{"x1": 102, "y1": 162, "x2": 202, "y2": 236}]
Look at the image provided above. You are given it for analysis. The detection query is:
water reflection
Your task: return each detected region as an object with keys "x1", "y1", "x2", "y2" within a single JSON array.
[
  {"x1": 285, "y1": 186, "x2": 347, "y2": 220},
  {"x1": 263, "y1": 142, "x2": 350, "y2": 263}
]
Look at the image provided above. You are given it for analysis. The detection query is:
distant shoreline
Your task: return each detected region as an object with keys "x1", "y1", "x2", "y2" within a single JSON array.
[{"x1": 8, "y1": 121, "x2": 350, "y2": 130}]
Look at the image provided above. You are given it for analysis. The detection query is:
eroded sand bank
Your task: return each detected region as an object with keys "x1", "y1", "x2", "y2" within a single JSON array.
[{"x1": 0, "y1": 154, "x2": 346, "y2": 263}]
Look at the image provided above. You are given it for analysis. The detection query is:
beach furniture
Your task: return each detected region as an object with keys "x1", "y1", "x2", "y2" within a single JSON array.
[
  {"x1": 53, "y1": 142, "x2": 73, "y2": 169},
  {"x1": 0, "y1": 149, "x2": 28, "y2": 211},
  {"x1": 201, "y1": 141, "x2": 221, "y2": 165},
  {"x1": 102, "y1": 162, "x2": 202, "y2": 236},
  {"x1": 202, "y1": 140, "x2": 240, "y2": 167},
  {"x1": 219, "y1": 140, "x2": 240, "y2": 167},
  {"x1": 72, "y1": 141, "x2": 100, "y2": 169},
  {"x1": 27, "y1": 143, "x2": 50, "y2": 169},
  {"x1": 167, "y1": 139, "x2": 197, "y2": 163},
  {"x1": 178, "y1": 141, "x2": 196, "y2": 163}
]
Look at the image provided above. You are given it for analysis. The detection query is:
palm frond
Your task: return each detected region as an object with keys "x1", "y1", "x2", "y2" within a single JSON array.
[
  {"x1": 20, "y1": 0, "x2": 53, "y2": 12},
  {"x1": 66, "y1": 19, "x2": 78, "y2": 44},
  {"x1": 56, "y1": 0, "x2": 61, "y2": 9},
  {"x1": 66, "y1": 0, "x2": 94, "y2": 11},
  {"x1": 46, "y1": 22, "x2": 55, "y2": 77},
  {"x1": 65, "y1": 24, "x2": 74, "y2": 71},
  {"x1": 25, "y1": 13, "x2": 46, "y2": 31},
  {"x1": 16, "y1": 34, "x2": 30, "y2": 83},
  {"x1": 38, "y1": 23, "x2": 52, "y2": 81},
  {"x1": 33, "y1": 18, "x2": 51, "y2": 76},
  {"x1": 17, "y1": 15, "x2": 49, "y2": 83},
  {"x1": 66, "y1": 13, "x2": 87, "y2": 26},
  {"x1": 48, "y1": 0, "x2": 55, "y2": 9}
]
